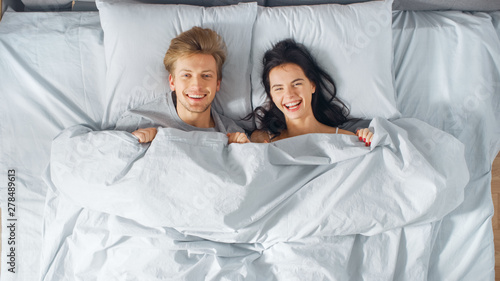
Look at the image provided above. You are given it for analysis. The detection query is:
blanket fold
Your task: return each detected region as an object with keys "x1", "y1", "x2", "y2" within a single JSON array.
[{"x1": 49, "y1": 117, "x2": 468, "y2": 245}]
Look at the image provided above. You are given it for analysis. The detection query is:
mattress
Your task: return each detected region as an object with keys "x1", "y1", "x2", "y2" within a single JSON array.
[{"x1": 0, "y1": 5, "x2": 499, "y2": 281}]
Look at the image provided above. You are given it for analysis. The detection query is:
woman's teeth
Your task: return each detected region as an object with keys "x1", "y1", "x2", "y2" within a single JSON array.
[{"x1": 285, "y1": 101, "x2": 301, "y2": 109}]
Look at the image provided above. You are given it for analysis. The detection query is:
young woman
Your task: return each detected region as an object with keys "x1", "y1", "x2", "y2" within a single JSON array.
[{"x1": 228, "y1": 39, "x2": 373, "y2": 145}]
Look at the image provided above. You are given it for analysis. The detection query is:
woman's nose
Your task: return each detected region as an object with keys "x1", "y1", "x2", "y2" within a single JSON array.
[{"x1": 284, "y1": 87, "x2": 295, "y2": 97}]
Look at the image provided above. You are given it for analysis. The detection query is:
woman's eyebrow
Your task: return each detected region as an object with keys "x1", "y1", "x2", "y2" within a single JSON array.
[{"x1": 271, "y1": 78, "x2": 306, "y2": 89}]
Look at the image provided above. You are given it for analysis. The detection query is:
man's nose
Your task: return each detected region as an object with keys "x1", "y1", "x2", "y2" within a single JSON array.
[{"x1": 191, "y1": 75, "x2": 204, "y2": 87}]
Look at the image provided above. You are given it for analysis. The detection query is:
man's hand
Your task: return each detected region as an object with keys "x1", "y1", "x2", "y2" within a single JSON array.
[
  {"x1": 227, "y1": 132, "x2": 250, "y2": 144},
  {"x1": 132, "y1": 127, "x2": 158, "y2": 143}
]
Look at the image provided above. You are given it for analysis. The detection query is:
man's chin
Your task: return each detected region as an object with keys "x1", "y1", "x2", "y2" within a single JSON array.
[{"x1": 184, "y1": 104, "x2": 211, "y2": 114}]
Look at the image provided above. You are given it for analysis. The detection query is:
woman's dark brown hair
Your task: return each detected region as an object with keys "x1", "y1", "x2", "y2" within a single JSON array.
[{"x1": 252, "y1": 39, "x2": 350, "y2": 138}]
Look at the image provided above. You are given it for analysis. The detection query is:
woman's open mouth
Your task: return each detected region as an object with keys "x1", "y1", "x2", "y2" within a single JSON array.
[{"x1": 284, "y1": 101, "x2": 302, "y2": 111}]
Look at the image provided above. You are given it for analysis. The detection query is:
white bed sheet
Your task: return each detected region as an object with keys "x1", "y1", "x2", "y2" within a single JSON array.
[
  {"x1": 0, "y1": 8, "x2": 499, "y2": 281},
  {"x1": 0, "y1": 11, "x2": 106, "y2": 280},
  {"x1": 393, "y1": 10, "x2": 500, "y2": 280},
  {"x1": 40, "y1": 118, "x2": 468, "y2": 280}
]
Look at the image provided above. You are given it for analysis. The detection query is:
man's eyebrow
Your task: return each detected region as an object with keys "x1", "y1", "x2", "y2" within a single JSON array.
[{"x1": 178, "y1": 69, "x2": 215, "y2": 73}]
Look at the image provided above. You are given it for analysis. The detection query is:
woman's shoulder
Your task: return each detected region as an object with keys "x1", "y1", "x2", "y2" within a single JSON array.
[{"x1": 250, "y1": 130, "x2": 271, "y2": 143}]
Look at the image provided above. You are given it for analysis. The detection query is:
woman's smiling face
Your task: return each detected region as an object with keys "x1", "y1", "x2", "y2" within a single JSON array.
[{"x1": 269, "y1": 63, "x2": 316, "y2": 121}]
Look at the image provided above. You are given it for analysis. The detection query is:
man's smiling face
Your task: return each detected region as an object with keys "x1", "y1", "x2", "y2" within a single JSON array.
[{"x1": 169, "y1": 53, "x2": 220, "y2": 120}]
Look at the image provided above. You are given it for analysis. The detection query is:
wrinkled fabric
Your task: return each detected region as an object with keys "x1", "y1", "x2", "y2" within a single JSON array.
[{"x1": 41, "y1": 118, "x2": 468, "y2": 280}]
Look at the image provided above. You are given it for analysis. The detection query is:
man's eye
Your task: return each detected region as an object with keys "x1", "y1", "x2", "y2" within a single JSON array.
[{"x1": 293, "y1": 83, "x2": 302, "y2": 87}]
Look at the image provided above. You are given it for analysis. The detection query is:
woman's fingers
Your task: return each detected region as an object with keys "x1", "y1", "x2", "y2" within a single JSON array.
[{"x1": 356, "y1": 128, "x2": 373, "y2": 146}]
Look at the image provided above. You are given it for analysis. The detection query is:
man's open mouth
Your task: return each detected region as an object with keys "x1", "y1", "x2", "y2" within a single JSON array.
[{"x1": 187, "y1": 94, "x2": 206, "y2": 99}]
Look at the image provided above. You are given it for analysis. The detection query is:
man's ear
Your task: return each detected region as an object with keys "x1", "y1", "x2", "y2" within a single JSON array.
[
  {"x1": 169, "y1": 74, "x2": 175, "y2": 91},
  {"x1": 216, "y1": 79, "x2": 221, "y2": 92}
]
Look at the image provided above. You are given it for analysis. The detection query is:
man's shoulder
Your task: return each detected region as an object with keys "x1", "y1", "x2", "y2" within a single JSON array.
[
  {"x1": 213, "y1": 111, "x2": 245, "y2": 133},
  {"x1": 127, "y1": 94, "x2": 169, "y2": 114},
  {"x1": 114, "y1": 94, "x2": 171, "y2": 131}
]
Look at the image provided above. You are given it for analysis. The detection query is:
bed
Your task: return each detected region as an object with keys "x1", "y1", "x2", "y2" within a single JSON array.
[{"x1": 0, "y1": 0, "x2": 499, "y2": 280}]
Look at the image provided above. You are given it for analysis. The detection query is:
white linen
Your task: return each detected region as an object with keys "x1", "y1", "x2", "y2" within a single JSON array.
[
  {"x1": 0, "y1": 6, "x2": 498, "y2": 281},
  {"x1": 392, "y1": 10, "x2": 500, "y2": 280},
  {"x1": 40, "y1": 118, "x2": 468, "y2": 280},
  {"x1": 0, "y1": 11, "x2": 105, "y2": 281},
  {"x1": 491, "y1": 11, "x2": 500, "y2": 46}
]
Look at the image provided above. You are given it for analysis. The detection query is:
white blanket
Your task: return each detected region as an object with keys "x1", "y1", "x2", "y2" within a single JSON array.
[{"x1": 42, "y1": 118, "x2": 468, "y2": 280}]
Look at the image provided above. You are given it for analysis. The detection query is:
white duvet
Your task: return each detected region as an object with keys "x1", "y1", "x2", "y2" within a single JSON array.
[{"x1": 41, "y1": 117, "x2": 468, "y2": 280}]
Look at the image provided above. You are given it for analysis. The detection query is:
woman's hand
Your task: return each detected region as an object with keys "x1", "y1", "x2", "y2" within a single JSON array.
[
  {"x1": 132, "y1": 127, "x2": 158, "y2": 143},
  {"x1": 356, "y1": 128, "x2": 373, "y2": 146},
  {"x1": 227, "y1": 132, "x2": 250, "y2": 144}
]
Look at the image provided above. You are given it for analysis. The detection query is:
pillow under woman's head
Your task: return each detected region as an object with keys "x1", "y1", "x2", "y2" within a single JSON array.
[{"x1": 251, "y1": 0, "x2": 400, "y2": 122}]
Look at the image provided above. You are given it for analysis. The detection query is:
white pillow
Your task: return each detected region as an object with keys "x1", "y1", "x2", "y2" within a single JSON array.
[
  {"x1": 392, "y1": 10, "x2": 500, "y2": 156},
  {"x1": 96, "y1": 0, "x2": 258, "y2": 129},
  {"x1": 251, "y1": 0, "x2": 400, "y2": 121}
]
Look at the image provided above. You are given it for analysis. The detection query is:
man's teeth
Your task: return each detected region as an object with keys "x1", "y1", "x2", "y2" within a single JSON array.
[
  {"x1": 188, "y1": 94, "x2": 204, "y2": 99},
  {"x1": 285, "y1": 101, "x2": 301, "y2": 109}
]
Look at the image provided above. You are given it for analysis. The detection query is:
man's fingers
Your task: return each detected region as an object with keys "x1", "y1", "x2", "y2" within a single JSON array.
[
  {"x1": 227, "y1": 132, "x2": 250, "y2": 144},
  {"x1": 132, "y1": 128, "x2": 157, "y2": 143},
  {"x1": 132, "y1": 131, "x2": 145, "y2": 142},
  {"x1": 237, "y1": 133, "x2": 250, "y2": 143}
]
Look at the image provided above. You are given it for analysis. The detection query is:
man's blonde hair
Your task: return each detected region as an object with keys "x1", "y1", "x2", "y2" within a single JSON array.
[{"x1": 164, "y1": 26, "x2": 226, "y2": 80}]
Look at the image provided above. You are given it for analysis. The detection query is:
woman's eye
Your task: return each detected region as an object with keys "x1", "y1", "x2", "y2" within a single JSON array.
[{"x1": 293, "y1": 83, "x2": 302, "y2": 87}]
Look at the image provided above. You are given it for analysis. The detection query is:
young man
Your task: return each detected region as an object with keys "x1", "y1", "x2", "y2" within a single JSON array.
[{"x1": 115, "y1": 26, "x2": 248, "y2": 144}]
